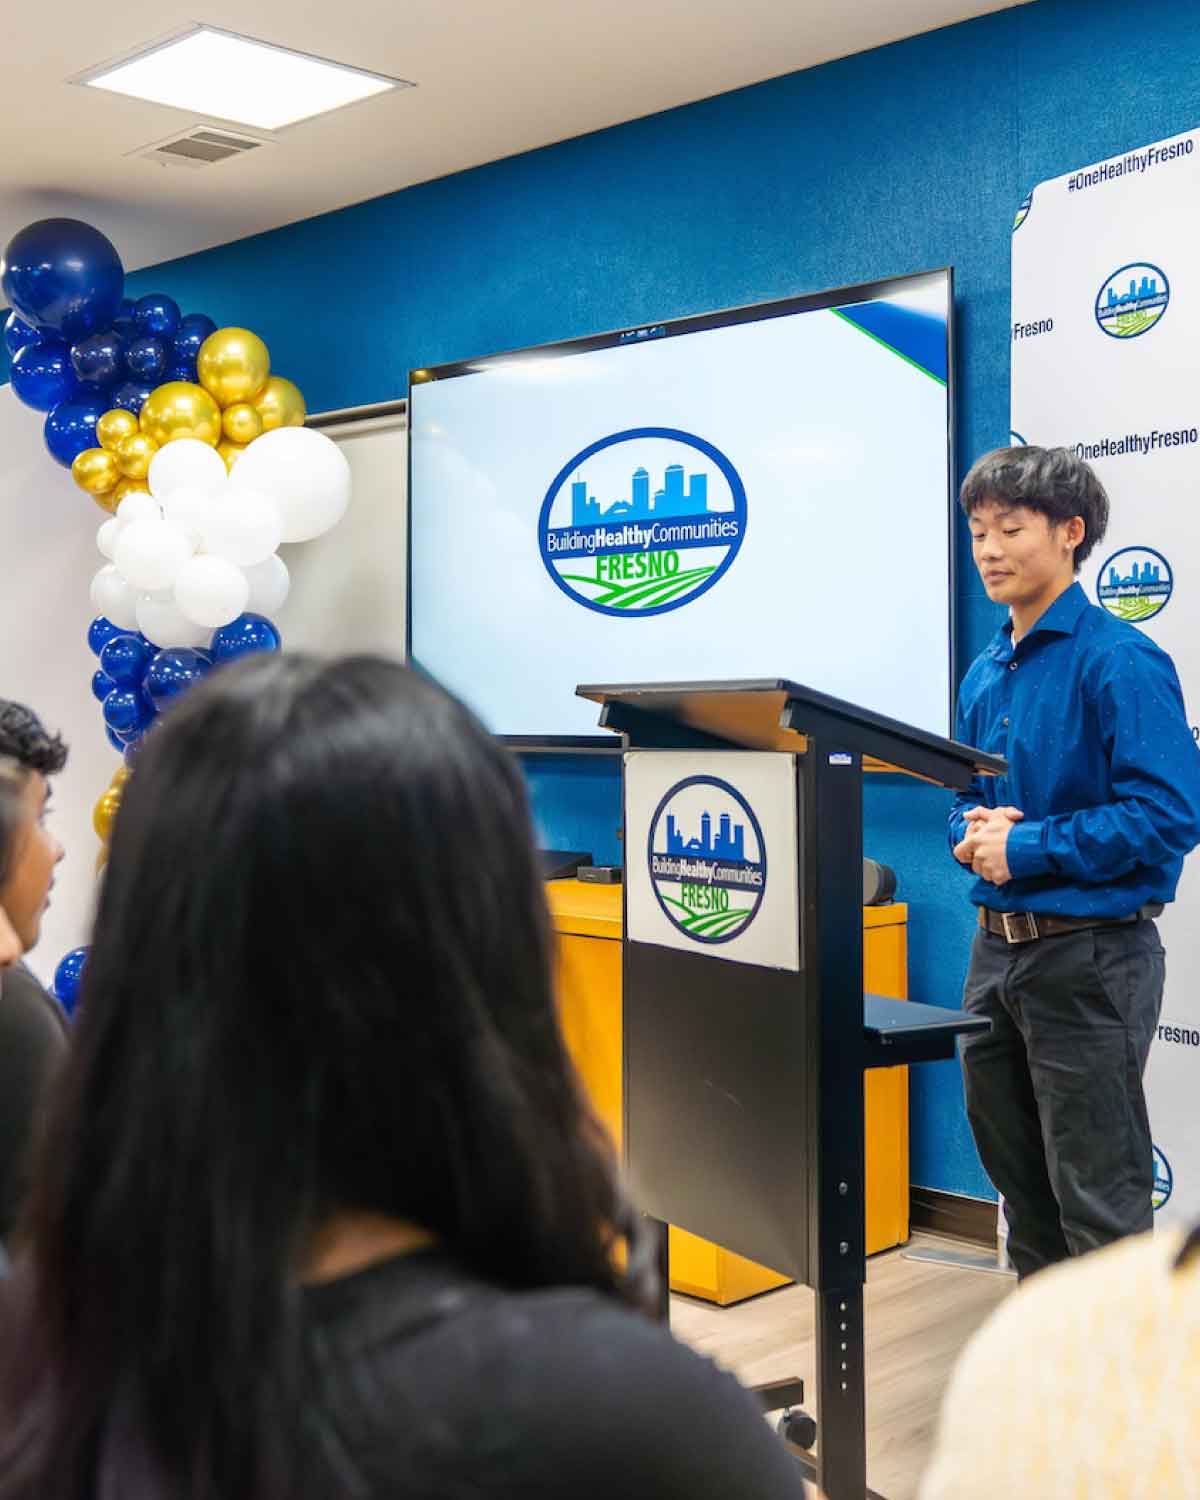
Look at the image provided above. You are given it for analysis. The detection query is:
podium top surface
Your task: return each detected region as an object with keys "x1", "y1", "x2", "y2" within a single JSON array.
[{"x1": 576, "y1": 678, "x2": 1006, "y2": 789}]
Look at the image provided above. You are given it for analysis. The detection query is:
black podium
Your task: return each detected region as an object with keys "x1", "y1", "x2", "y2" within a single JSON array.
[{"x1": 576, "y1": 678, "x2": 1004, "y2": 1500}]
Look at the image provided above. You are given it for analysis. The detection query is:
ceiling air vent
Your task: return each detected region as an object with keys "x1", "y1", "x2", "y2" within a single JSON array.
[{"x1": 134, "y1": 127, "x2": 270, "y2": 170}]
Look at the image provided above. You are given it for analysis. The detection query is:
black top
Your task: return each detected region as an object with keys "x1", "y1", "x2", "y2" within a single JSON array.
[
  {"x1": 299, "y1": 1249, "x2": 804, "y2": 1497},
  {"x1": 0, "y1": 964, "x2": 66, "y2": 1240}
]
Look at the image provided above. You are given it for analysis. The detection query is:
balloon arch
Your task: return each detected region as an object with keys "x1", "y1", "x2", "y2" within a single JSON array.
[{"x1": 1, "y1": 217, "x2": 352, "y2": 1012}]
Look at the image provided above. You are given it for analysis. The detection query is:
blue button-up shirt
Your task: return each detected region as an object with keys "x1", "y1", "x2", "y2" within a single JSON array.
[{"x1": 949, "y1": 582, "x2": 1200, "y2": 916}]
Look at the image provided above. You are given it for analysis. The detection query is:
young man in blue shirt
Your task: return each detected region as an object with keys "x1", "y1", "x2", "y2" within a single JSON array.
[{"x1": 951, "y1": 446, "x2": 1200, "y2": 1281}]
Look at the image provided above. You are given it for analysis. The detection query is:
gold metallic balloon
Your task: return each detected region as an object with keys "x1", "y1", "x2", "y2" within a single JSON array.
[
  {"x1": 111, "y1": 766, "x2": 132, "y2": 790},
  {"x1": 139, "y1": 381, "x2": 222, "y2": 447},
  {"x1": 92, "y1": 487, "x2": 120, "y2": 516},
  {"x1": 115, "y1": 431, "x2": 158, "y2": 480},
  {"x1": 72, "y1": 446, "x2": 120, "y2": 496},
  {"x1": 217, "y1": 438, "x2": 247, "y2": 472},
  {"x1": 93, "y1": 784, "x2": 123, "y2": 844},
  {"x1": 96, "y1": 408, "x2": 139, "y2": 452},
  {"x1": 112, "y1": 476, "x2": 152, "y2": 503},
  {"x1": 197, "y1": 327, "x2": 270, "y2": 408},
  {"x1": 222, "y1": 402, "x2": 263, "y2": 445},
  {"x1": 253, "y1": 375, "x2": 306, "y2": 432}
]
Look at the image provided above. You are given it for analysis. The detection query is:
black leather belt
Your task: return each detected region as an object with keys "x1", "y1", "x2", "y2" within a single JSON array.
[{"x1": 978, "y1": 905, "x2": 1162, "y2": 945}]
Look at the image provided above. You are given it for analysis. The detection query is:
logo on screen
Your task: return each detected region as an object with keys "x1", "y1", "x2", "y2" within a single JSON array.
[
  {"x1": 1096, "y1": 545, "x2": 1172, "y2": 622},
  {"x1": 537, "y1": 428, "x2": 747, "y2": 616},
  {"x1": 1094, "y1": 262, "x2": 1170, "y2": 339},
  {"x1": 646, "y1": 776, "x2": 766, "y2": 944},
  {"x1": 1153, "y1": 1144, "x2": 1173, "y2": 1211}
]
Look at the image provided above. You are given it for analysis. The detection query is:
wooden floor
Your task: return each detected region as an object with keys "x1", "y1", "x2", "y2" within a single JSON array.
[{"x1": 669, "y1": 1234, "x2": 1014, "y2": 1500}]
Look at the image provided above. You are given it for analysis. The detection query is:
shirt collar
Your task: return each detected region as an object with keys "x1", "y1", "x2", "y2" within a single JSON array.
[{"x1": 984, "y1": 581, "x2": 1088, "y2": 660}]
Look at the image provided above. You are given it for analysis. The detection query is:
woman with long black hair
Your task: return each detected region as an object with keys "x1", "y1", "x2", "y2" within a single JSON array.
[{"x1": 0, "y1": 655, "x2": 802, "y2": 1500}]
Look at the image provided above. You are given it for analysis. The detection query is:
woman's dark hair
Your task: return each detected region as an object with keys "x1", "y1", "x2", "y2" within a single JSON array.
[
  {"x1": 959, "y1": 445, "x2": 1110, "y2": 570},
  {"x1": 0, "y1": 654, "x2": 649, "y2": 1499},
  {"x1": 0, "y1": 701, "x2": 67, "y2": 887}
]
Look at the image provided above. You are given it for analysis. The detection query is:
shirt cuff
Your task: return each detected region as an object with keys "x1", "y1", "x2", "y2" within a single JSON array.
[{"x1": 1005, "y1": 820, "x2": 1051, "y2": 879}]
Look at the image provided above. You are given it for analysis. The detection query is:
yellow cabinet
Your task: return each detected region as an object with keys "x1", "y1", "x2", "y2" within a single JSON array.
[{"x1": 549, "y1": 880, "x2": 909, "y2": 1305}]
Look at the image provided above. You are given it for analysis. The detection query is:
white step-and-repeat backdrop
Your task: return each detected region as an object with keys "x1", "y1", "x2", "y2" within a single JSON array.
[{"x1": 1011, "y1": 125, "x2": 1200, "y2": 1226}]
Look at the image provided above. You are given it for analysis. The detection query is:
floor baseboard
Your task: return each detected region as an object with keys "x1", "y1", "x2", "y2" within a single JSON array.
[{"x1": 910, "y1": 1187, "x2": 998, "y2": 1247}]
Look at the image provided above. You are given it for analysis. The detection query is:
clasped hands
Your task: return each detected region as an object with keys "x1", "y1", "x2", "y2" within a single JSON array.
[{"x1": 952, "y1": 804, "x2": 1023, "y2": 886}]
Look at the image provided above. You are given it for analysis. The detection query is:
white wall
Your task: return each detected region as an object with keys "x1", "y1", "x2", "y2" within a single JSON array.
[{"x1": 0, "y1": 388, "x2": 407, "y2": 987}]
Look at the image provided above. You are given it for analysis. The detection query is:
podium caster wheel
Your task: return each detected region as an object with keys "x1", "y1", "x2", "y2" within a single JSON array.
[{"x1": 777, "y1": 1407, "x2": 817, "y2": 1449}]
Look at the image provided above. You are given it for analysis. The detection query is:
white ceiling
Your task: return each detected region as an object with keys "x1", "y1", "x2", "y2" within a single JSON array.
[{"x1": 2, "y1": 0, "x2": 1029, "y2": 272}]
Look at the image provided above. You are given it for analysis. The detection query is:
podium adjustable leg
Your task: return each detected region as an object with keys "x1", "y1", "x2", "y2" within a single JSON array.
[{"x1": 816, "y1": 1284, "x2": 867, "y2": 1500}]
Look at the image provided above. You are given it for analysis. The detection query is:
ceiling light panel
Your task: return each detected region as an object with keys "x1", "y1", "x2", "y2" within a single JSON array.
[{"x1": 80, "y1": 26, "x2": 409, "y2": 132}]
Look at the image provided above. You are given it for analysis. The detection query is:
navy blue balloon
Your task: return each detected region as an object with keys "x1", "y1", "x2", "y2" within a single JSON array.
[
  {"x1": 122, "y1": 736, "x2": 143, "y2": 768},
  {"x1": 103, "y1": 687, "x2": 156, "y2": 736},
  {"x1": 71, "y1": 329, "x2": 126, "y2": 389},
  {"x1": 134, "y1": 293, "x2": 181, "y2": 341},
  {"x1": 211, "y1": 614, "x2": 282, "y2": 663},
  {"x1": 110, "y1": 379, "x2": 154, "y2": 415},
  {"x1": 11, "y1": 337, "x2": 80, "y2": 411},
  {"x1": 99, "y1": 632, "x2": 153, "y2": 688},
  {"x1": 92, "y1": 668, "x2": 117, "y2": 702},
  {"x1": 145, "y1": 647, "x2": 213, "y2": 704},
  {"x1": 112, "y1": 297, "x2": 137, "y2": 339},
  {"x1": 126, "y1": 335, "x2": 167, "y2": 384},
  {"x1": 4, "y1": 309, "x2": 38, "y2": 357},
  {"x1": 173, "y1": 312, "x2": 217, "y2": 362},
  {"x1": 105, "y1": 726, "x2": 127, "y2": 753},
  {"x1": 44, "y1": 392, "x2": 106, "y2": 467},
  {"x1": 2, "y1": 218, "x2": 124, "y2": 340},
  {"x1": 88, "y1": 615, "x2": 120, "y2": 656},
  {"x1": 52, "y1": 946, "x2": 89, "y2": 1017},
  {"x1": 166, "y1": 358, "x2": 198, "y2": 384}
]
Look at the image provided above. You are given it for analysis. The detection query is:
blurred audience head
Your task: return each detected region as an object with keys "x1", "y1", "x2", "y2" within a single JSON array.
[{"x1": 0, "y1": 654, "x2": 641, "y2": 1499}]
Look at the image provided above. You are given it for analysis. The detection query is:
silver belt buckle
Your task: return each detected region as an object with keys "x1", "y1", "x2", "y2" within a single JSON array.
[{"x1": 1001, "y1": 911, "x2": 1039, "y2": 944}]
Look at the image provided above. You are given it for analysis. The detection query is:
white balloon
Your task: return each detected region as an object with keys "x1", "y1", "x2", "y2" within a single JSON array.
[
  {"x1": 160, "y1": 485, "x2": 214, "y2": 549},
  {"x1": 96, "y1": 517, "x2": 124, "y2": 561},
  {"x1": 90, "y1": 565, "x2": 140, "y2": 630},
  {"x1": 116, "y1": 492, "x2": 162, "y2": 526},
  {"x1": 174, "y1": 555, "x2": 249, "y2": 629},
  {"x1": 137, "y1": 592, "x2": 214, "y2": 650},
  {"x1": 114, "y1": 519, "x2": 195, "y2": 594},
  {"x1": 243, "y1": 553, "x2": 290, "y2": 615},
  {"x1": 149, "y1": 439, "x2": 228, "y2": 500},
  {"x1": 201, "y1": 490, "x2": 282, "y2": 568},
  {"x1": 231, "y1": 427, "x2": 350, "y2": 543}
]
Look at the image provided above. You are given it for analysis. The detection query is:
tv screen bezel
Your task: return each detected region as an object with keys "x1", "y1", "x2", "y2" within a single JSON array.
[{"x1": 406, "y1": 266, "x2": 956, "y2": 751}]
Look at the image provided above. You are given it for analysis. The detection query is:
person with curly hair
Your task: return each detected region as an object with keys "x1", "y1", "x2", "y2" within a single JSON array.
[{"x1": 0, "y1": 700, "x2": 68, "y2": 1243}]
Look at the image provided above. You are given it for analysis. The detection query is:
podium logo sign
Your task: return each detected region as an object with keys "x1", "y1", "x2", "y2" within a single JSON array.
[
  {"x1": 1096, "y1": 545, "x2": 1173, "y2": 622},
  {"x1": 1094, "y1": 262, "x2": 1170, "y2": 339},
  {"x1": 1153, "y1": 1145, "x2": 1173, "y2": 1211},
  {"x1": 537, "y1": 427, "x2": 747, "y2": 617},
  {"x1": 646, "y1": 775, "x2": 767, "y2": 944}
]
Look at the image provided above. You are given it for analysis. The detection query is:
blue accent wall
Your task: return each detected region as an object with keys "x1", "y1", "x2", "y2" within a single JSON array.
[{"x1": 21, "y1": 0, "x2": 1197, "y2": 1196}]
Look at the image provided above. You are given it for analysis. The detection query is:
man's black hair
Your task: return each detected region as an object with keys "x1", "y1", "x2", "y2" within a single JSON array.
[
  {"x1": 959, "y1": 445, "x2": 1110, "y2": 570},
  {"x1": 0, "y1": 701, "x2": 67, "y2": 777}
]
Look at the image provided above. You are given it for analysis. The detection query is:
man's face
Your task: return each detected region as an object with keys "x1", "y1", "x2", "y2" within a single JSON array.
[
  {"x1": 0, "y1": 772, "x2": 64, "y2": 954},
  {"x1": 968, "y1": 500, "x2": 1079, "y2": 608}
]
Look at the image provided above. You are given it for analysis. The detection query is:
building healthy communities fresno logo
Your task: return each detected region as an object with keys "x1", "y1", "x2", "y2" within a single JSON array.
[
  {"x1": 1094, "y1": 262, "x2": 1170, "y2": 339},
  {"x1": 1096, "y1": 546, "x2": 1173, "y2": 623},
  {"x1": 647, "y1": 776, "x2": 766, "y2": 944},
  {"x1": 537, "y1": 427, "x2": 746, "y2": 617},
  {"x1": 1153, "y1": 1144, "x2": 1173, "y2": 1211}
]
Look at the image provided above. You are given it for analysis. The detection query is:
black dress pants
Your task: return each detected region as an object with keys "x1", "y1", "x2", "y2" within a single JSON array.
[{"x1": 960, "y1": 919, "x2": 1164, "y2": 1281}]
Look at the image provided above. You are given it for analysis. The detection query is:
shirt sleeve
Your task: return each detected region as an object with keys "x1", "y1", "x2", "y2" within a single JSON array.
[
  {"x1": 1005, "y1": 640, "x2": 1200, "y2": 884},
  {"x1": 947, "y1": 693, "x2": 991, "y2": 859},
  {"x1": 0, "y1": 967, "x2": 68, "y2": 1239}
]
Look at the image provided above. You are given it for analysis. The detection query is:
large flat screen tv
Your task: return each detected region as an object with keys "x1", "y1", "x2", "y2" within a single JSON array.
[{"x1": 408, "y1": 268, "x2": 954, "y2": 745}]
